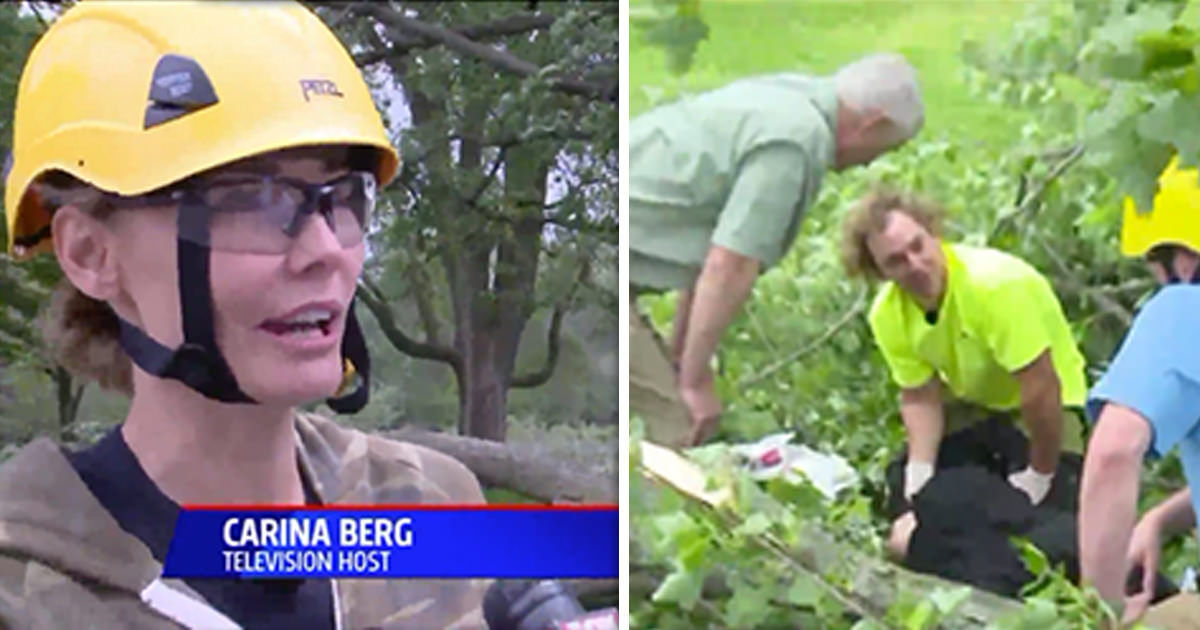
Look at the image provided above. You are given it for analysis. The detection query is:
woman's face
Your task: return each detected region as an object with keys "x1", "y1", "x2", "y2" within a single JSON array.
[{"x1": 106, "y1": 149, "x2": 367, "y2": 407}]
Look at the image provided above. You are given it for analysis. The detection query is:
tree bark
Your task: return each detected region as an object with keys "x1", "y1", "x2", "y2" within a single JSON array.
[{"x1": 384, "y1": 425, "x2": 616, "y2": 503}]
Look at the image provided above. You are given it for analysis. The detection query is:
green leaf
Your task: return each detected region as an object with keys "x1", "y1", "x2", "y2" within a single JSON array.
[
  {"x1": 1136, "y1": 24, "x2": 1198, "y2": 74},
  {"x1": 651, "y1": 568, "x2": 704, "y2": 609},
  {"x1": 785, "y1": 572, "x2": 823, "y2": 608},
  {"x1": 929, "y1": 585, "x2": 972, "y2": 615},
  {"x1": 904, "y1": 600, "x2": 936, "y2": 630},
  {"x1": 1137, "y1": 91, "x2": 1200, "y2": 158},
  {"x1": 1015, "y1": 537, "x2": 1049, "y2": 575},
  {"x1": 723, "y1": 576, "x2": 773, "y2": 628},
  {"x1": 677, "y1": 529, "x2": 710, "y2": 572},
  {"x1": 735, "y1": 512, "x2": 772, "y2": 537}
]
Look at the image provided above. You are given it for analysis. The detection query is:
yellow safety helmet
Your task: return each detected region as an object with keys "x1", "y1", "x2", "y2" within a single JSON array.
[
  {"x1": 1120, "y1": 156, "x2": 1200, "y2": 258},
  {"x1": 4, "y1": 0, "x2": 400, "y2": 259},
  {"x1": 3, "y1": 0, "x2": 398, "y2": 414}
]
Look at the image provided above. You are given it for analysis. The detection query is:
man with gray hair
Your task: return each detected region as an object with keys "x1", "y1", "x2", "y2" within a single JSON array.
[{"x1": 629, "y1": 53, "x2": 923, "y2": 449}]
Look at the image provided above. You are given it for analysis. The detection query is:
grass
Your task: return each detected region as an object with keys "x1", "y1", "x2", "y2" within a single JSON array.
[{"x1": 630, "y1": 0, "x2": 1045, "y2": 151}]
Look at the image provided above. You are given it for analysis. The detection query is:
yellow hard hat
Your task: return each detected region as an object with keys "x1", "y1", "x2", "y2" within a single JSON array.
[
  {"x1": 1121, "y1": 156, "x2": 1200, "y2": 258},
  {"x1": 4, "y1": 0, "x2": 400, "y2": 260}
]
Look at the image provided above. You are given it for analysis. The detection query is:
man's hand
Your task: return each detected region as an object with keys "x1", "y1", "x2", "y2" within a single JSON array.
[
  {"x1": 675, "y1": 245, "x2": 757, "y2": 447},
  {"x1": 1008, "y1": 466, "x2": 1054, "y2": 505},
  {"x1": 680, "y1": 377, "x2": 721, "y2": 446},
  {"x1": 1121, "y1": 514, "x2": 1164, "y2": 624}
]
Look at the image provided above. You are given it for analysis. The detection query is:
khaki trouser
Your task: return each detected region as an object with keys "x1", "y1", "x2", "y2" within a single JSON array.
[
  {"x1": 629, "y1": 300, "x2": 692, "y2": 449},
  {"x1": 1142, "y1": 593, "x2": 1200, "y2": 629}
]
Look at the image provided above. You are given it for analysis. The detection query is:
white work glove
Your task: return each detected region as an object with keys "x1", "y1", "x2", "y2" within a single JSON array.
[
  {"x1": 1008, "y1": 466, "x2": 1054, "y2": 505},
  {"x1": 903, "y1": 460, "x2": 935, "y2": 501}
]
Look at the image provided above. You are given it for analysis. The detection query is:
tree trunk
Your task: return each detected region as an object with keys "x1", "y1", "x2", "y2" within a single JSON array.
[
  {"x1": 454, "y1": 333, "x2": 510, "y2": 442},
  {"x1": 51, "y1": 366, "x2": 84, "y2": 442},
  {"x1": 385, "y1": 425, "x2": 615, "y2": 503}
]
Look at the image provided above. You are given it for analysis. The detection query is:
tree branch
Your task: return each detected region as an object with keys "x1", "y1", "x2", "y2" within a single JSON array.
[
  {"x1": 738, "y1": 286, "x2": 869, "y2": 389},
  {"x1": 511, "y1": 258, "x2": 591, "y2": 388},
  {"x1": 1032, "y1": 233, "x2": 1134, "y2": 327},
  {"x1": 357, "y1": 277, "x2": 461, "y2": 366},
  {"x1": 989, "y1": 144, "x2": 1085, "y2": 243},
  {"x1": 407, "y1": 128, "x2": 598, "y2": 167},
  {"x1": 360, "y1": 4, "x2": 616, "y2": 104},
  {"x1": 354, "y1": 9, "x2": 559, "y2": 67},
  {"x1": 466, "y1": 147, "x2": 508, "y2": 205}
]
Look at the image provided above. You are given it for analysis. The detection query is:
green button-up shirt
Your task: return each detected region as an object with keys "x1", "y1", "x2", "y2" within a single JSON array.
[{"x1": 629, "y1": 73, "x2": 838, "y2": 292}]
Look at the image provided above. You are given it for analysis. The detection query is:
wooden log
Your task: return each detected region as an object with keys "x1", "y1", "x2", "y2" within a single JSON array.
[{"x1": 382, "y1": 425, "x2": 617, "y2": 503}]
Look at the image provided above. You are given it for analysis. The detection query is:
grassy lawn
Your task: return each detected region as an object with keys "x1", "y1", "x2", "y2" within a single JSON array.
[{"x1": 630, "y1": 0, "x2": 1043, "y2": 151}]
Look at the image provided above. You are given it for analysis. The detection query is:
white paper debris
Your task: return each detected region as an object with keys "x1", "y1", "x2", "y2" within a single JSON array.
[{"x1": 730, "y1": 432, "x2": 859, "y2": 500}]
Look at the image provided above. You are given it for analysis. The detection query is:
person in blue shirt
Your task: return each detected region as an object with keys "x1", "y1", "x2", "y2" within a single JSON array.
[{"x1": 1080, "y1": 156, "x2": 1200, "y2": 627}]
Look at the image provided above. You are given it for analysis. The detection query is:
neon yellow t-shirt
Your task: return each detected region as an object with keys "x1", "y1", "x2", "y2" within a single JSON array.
[{"x1": 868, "y1": 243, "x2": 1088, "y2": 449}]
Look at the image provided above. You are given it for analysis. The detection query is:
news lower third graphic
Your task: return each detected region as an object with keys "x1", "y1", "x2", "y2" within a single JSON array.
[{"x1": 161, "y1": 505, "x2": 618, "y2": 580}]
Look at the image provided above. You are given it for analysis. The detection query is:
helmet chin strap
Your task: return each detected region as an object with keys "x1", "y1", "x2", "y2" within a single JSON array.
[{"x1": 116, "y1": 194, "x2": 371, "y2": 413}]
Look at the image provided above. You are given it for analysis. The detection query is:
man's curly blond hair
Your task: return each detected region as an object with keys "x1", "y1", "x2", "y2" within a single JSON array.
[{"x1": 840, "y1": 185, "x2": 946, "y2": 282}]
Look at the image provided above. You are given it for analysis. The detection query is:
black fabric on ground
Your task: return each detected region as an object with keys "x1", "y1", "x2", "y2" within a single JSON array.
[{"x1": 885, "y1": 415, "x2": 1177, "y2": 603}]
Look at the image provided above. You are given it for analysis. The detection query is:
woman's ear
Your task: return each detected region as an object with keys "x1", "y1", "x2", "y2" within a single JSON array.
[{"x1": 51, "y1": 205, "x2": 120, "y2": 301}]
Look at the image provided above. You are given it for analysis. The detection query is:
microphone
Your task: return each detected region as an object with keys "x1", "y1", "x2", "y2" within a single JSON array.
[{"x1": 482, "y1": 579, "x2": 618, "y2": 630}]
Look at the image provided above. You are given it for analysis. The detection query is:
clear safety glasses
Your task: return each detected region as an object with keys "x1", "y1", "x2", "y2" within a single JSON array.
[{"x1": 109, "y1": 170, "x2": 377, "y2": 254}]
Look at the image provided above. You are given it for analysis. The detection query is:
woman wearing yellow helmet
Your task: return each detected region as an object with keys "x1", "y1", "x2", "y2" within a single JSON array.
[
  {"x1": 1, "y1": 2, "x2": 486, "y2": 629},
  {"x1": 1080, "y1": 156, "x2": 1200, "y2": 626}
]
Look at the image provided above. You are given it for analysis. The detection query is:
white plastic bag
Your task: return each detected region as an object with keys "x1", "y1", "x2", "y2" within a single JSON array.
[{"x1": 730, "y1": 432, "x2": 859, "y2": 500}]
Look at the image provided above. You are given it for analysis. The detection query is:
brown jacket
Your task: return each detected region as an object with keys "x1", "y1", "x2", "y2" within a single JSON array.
[{"x1": 0, "y1": 412, "x2": 490, "y2": 629}]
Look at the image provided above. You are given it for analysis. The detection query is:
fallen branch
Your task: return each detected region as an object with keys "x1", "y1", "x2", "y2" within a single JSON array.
[
  {"x1": 738, "y1": 286, "x2": 869, "y2": 389},
  {"x1": 1033, "y1": 233, "x2": 1133, "y2": 327},
  {"x1": 989, "y1": 144, "x2": 1085, "y2": 244},
  {"x1": 384, "y1": 425, "x2": 616, "y2": 503},
  {"x1": 635, "y1": 440, "x2": 1024, "y2": 628}
]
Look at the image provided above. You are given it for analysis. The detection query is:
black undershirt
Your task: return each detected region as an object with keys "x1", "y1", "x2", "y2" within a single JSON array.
[{"x1": 64, "y1": 426, "x2": 335, "y2": 630}]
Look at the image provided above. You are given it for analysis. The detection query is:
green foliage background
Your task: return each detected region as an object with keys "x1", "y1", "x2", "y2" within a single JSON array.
[{"x1": 631, "y1": 0, "x2": 1200, "y2": 627}]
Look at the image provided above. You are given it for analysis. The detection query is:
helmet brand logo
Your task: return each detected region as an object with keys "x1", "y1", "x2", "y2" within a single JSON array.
[
  {"x1": 144, "y1": 54, "x2": 219, "y2": 129},
  {"x1": 300, "y1": 79, "x2": 344, "y2": 102},
  {"x1": 156, "y1": 71, "x2": 194, "y2": 99}
]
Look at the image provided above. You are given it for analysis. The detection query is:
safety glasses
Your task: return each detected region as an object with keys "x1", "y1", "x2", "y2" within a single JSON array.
[{"x1": 109, "y1": 170, "x2": 377, "y2": 254}]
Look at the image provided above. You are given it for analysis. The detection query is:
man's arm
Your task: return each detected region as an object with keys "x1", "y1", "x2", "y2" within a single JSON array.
[
  {"x1": 670, "y1": 288, "x2": 695, "y2": 370},
  {"x1": 1142, "y1": 487, "x2": 1196, "y2": 540},
  {"x1": 1079, "y1": 402, "x2": 1153, "y2": 605},
  {"x1": 899, "y1": 377, "x2": 944, "y2": 498},
  {"x1": 677, "y1": 245, "x2": 759, "y2": 390},
  {"x1": 900, "y1": 377, "x2": 944, "y2": 464},
  {"x1": 1014, "y1": 350, "x2": 1063, "y2": 474}
]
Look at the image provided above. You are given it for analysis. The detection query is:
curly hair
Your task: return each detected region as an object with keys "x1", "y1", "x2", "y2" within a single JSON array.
[{"x1": 840, "y1": 185, "x2": 946, "y2": 282}]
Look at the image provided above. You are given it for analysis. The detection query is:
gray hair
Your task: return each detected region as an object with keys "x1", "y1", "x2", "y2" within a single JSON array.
[{"x1": 834, "y1": 53, "x2": 924, "y2": 142}]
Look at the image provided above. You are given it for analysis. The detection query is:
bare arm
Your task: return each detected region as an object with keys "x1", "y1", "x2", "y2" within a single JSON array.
[
  {"x1": 1143, "y1": 487, "x2": 1196, "y2": 539},
  {"x1": 1014, "y1": 350, "x2": 1063, "y2": 474},
  {"x1": 900, "y1": 377, "x2": 944, "y2": 465},
  {"x1": 1079, "y1": 403, "x2": 1152, "y2": 604},
  {"x1": 670, "y1": 288, "x2": 695, "y2": 369},
  {"x1": 677, "y1": 245, "x2": 759, "y2": 389}
]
